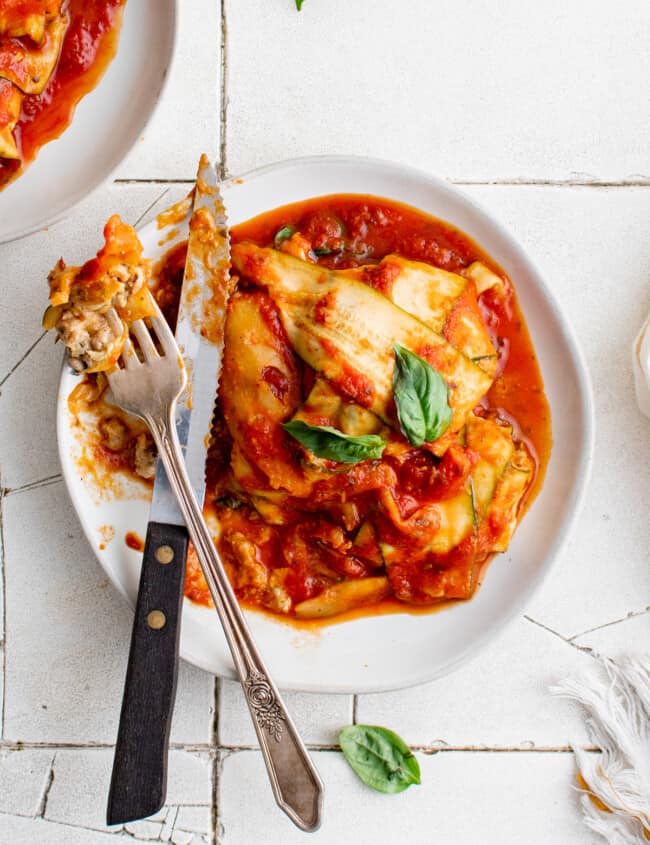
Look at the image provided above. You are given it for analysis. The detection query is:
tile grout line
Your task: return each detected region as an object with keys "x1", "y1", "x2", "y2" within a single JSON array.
[
  {"x1": 114, "y1": 178, "x2": 195, "y2": 185},
  {"x1": 0, "y1": 469, "x2": 6, "y2": 741},
  {"x1": 218, "y1": 0, "x2": 228, "y2": 181},
  {"x1": 453, "y1": 177, "x2": 650, "y2": 188},
  {"x1": 0, "y1": 739, "x2": 595, "y2": 753},
  {"x1": 132, "y1": 187, "x2": 172, "y2": 228},
  {"x1": 568, "y1": 605, "x2": 650, "y2": 641},
  {"x1": 211, "y1": 677, "x2": 221, "y2": 845},
  {"x1": 212, "y1": 5, "x2": 227, "y2": 835},
  {"x1": 37, "y1": 752, "x2": 56, "y2": 818},
  {"x1": 523, "y1": 614, "x2": 595, "y2": 658},
  {"x1": 109, "y1": 177, "x2": 650, "y2": 188},
  {"x1": 209, "y1": 744, "x2": 597, "y2": 754},
  {"x1": 0, "y1": 331, "x2": 46, "y2": 389},
  {"x1": 3, "y1": 474, "x2": 63, "y2": 497}
]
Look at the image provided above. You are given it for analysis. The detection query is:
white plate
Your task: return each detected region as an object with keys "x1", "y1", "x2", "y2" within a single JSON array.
[
  {"x1": 0, "y1": 0, "x2": 176, "y2": 243},
  {"x1": 57, "y1": 156, "x2": 594, "y2": 693}
]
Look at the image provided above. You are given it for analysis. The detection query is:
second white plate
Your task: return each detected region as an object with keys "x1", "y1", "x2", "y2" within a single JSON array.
[{"x1": 0, "y1": 0, "x2": 176, "y2": 243}]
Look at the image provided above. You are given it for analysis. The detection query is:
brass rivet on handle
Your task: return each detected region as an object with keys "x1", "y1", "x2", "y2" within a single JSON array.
[
  {"x1": 155, "y1": 545, "x2": 174, "y2": 564},
  {"x1": 147, "y1": 610, "x2": 166, "y2": 630}
]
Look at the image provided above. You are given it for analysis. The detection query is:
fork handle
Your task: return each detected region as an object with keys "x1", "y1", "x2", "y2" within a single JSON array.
[{"x1": 149, "y1": 409, "x2": 323, "y2": 833}]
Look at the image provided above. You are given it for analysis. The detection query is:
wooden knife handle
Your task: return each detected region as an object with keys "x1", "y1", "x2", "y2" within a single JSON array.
[{"x1": 107, "y1": 521, "x2": 189, "y2": 826}]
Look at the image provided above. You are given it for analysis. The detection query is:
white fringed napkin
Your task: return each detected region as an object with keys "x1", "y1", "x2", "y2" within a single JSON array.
[{"x1": 552, "y1": 657, "x2": 650, "y2": 843}]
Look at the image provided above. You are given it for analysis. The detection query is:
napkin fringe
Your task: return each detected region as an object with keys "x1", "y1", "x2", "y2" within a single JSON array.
[
  {"x1": 551, "y1": 655, "x2": 650, "y2": 842},
  {"x1": 580, "y1": 795, "x2": 649, "y2": 845}
]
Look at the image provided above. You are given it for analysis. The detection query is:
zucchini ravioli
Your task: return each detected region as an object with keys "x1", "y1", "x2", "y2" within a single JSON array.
[{"x1": 193, "y1": 195, "x2": 551, "y2": 621}]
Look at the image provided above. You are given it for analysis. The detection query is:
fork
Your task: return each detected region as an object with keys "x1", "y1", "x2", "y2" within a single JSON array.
[{"x1": 105, "y1": 305, "x2": 323, "y2": 832}]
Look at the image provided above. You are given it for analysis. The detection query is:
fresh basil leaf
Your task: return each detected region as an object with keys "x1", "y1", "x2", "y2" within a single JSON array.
[
  {"x1": 339, "y1": 725, "x2": 421, "y2": 794},
  {"x1": 392, "y1": 343, "x2": 452, "y2": 447},
  {"x1": 295, "y1": 0, "x2": 305, "y2": 8},
  {"x1": 313, "y1": 247, "x2": 334, "y2": 256},
  {"x1": 283, "y1": 420, "x2": 385, "y2": 464},
  {"x1": 273, "y1": 225, "x2": 295, "y2": 248}
]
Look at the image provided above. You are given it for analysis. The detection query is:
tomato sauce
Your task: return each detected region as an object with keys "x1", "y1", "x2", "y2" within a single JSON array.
[
  {"x1": 0, "y1": 0, "x2": 126, "y2": 188},
  {"x1": 186, "y1": 194, "x2": 551, "y2": 621}
]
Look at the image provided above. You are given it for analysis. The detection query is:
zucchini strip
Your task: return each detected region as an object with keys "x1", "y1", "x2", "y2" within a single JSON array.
[
  {"x1": 294, "y1": 576, "x2": 390, "y2": 619},
  {"x1": 339, "y1": 255, "x2": 496, "y2": 376},
  {"x1": 231, "y1": 244, "x2": 493, "y2": 435},
  {"x1": 379, "y1": 414, "x2": 520, "y2": 561},
  {"x1": 489, "y1": 446, "x2": 534, "y2": 552}
]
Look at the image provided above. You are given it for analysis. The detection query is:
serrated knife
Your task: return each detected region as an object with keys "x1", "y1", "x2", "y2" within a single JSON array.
[{"x1": 107, "y1": 156, "x2": 229, "y2": 826}]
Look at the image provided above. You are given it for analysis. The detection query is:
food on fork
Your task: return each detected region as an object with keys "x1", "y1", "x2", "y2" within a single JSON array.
[{"x1": 43, "y1": 215, "x2": 155, "y2": 373}]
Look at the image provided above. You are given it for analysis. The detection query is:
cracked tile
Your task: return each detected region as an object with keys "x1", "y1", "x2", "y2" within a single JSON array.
[
  {"x1": 3, "y1": 482, "x2": 213, "y2": 744},
  {"x1": 572, "y1": 611, "x2": 650, "y2": 656},
  {"x1": 356, "y1": 616, "x2": 591, "y2": 748},
  {"x1": 0, "y1": 748, "x2": 54, "y2": 817},
  {"x1": 0, "y1": 334, "x2": 62, "y2": 491},
  {"x1": 44, "y1": 748, "x2": 211, "y2": 840},
  {"x1": 218, "y1": 680, "x2": 352, "y2": 747},
  {"x1": 0, "y1": 814, "x2": 146, "y2": 844},
  {"x1": 218, "y1": 749, "x2": 592, "y2": 844}
]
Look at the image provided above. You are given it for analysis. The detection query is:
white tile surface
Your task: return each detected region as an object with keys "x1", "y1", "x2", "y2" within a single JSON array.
[
  {"x1": 2, "y1": 481, "x2": 213, "y2": 744},
  {"x1": 1, "y1": 1, "x2": 648, "y2": 842},
  {"x1": 0, "y1": 748, "x2": 211, "y2": 843},
  {"x1": 0, "y1": 749, "x2": 54, "y2": 817},
  {"x1": 356, "y1": 617, "x2": 591, "y2": 748},
  {"x1": 218, "y1": 749, "x2": 594, "y2": 845},
  {"x1": 44, "y1": 748, "x2": 211, "y2": 837},
  {"x1": 226, "y1": 0, "x2": 650, "y2": 182},
  {"x1": 115, "y1": 0, "x2": 221, "y2": 180},
  {"x1": 218, "y1": 679, "x2": 352, "y2": 747}
]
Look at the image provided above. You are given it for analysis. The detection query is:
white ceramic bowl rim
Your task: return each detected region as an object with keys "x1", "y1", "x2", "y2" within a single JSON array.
[{"x1": 57, "y1": 154, "x2": 595, "y2": 693}]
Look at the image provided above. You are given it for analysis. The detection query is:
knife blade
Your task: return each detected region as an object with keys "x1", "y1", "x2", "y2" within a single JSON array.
[{"x1": 107, "y1": 156, "x2": 231, "y2": 826}]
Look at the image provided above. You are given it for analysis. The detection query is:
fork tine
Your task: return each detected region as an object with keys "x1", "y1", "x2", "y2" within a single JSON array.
[
  {"x1": 106, "y1": 307, "x2": 123, "y2": 337},
  {"x1": 149, "y1": 314, "x2": 178, "y2": 357},
  {"x1": 121, "y1": 338, "x2": 140, "y2": 370},
  {"x1": 131, "y1": 320, "x2": 159, "y2": 360}
]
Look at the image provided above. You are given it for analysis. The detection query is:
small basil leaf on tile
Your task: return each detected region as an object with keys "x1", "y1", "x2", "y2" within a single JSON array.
[{"x1": 339, "y1": 725, "x2": 421, "y2": 794}]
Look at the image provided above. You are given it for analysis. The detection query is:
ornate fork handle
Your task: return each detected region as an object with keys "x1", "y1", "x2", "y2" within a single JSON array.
[{"x1": 147, "y1": 407, "x2": 323, "y2": 832}]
